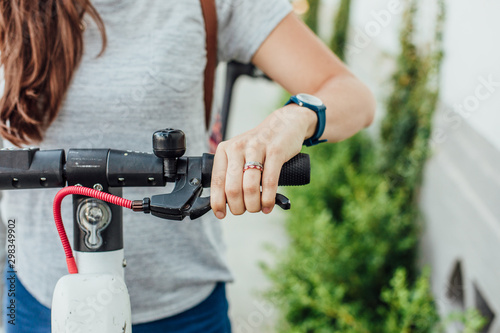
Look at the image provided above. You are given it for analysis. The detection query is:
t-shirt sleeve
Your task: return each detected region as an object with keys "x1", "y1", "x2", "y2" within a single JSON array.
[{"x1": 217, "y1": 0, "x2": 293, "y2": 63}]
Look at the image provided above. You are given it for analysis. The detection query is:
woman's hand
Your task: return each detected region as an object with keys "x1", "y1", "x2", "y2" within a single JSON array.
[{"x1": 210, "y1": 104, "x2": 316, "y2": 219}]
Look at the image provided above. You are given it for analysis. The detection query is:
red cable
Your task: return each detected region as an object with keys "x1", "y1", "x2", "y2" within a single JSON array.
[{"x1": 53, "y1": 186, "x2": 133, "y2": 274}]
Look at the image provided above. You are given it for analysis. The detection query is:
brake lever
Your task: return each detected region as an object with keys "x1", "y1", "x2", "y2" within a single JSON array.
[
  {"x1": 145, "y1": 157, "x2": 208, "y2": 221},
  {"x1": 275, "y1": 193, "x2": 291, "y2": 210}
]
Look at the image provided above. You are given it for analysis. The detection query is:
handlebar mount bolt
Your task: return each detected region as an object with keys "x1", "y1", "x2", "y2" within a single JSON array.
[
  {"x1": 40, "y1": 177, "x2": 48, "y2": 187},
  {"x1": 93, "y1": 183, "x2": 104, "y2": 191}
]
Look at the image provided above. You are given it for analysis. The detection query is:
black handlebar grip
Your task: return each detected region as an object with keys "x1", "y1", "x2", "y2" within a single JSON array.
[
  {"x1": 0, "y1": 149, "x2": 65, "y2": 189},
  {"x1": 201, "y1": 153, "x2": 310, "y2": 187},
  {"x1": 278, "y1": 153, "x2": 310, "y2": 186}
]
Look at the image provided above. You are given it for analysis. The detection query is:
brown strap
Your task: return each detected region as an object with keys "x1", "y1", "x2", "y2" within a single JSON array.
[{"x1": 200, "y1": 0, "x2": 218, "y2": 130}]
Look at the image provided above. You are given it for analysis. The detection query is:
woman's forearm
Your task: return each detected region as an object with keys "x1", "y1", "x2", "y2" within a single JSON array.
[
  {"x1": 314, "y1": 73, "x2": 376, "y2": 142},
  {"x1": 281, "y1": 73, "x2": 376, "y2": 144}
]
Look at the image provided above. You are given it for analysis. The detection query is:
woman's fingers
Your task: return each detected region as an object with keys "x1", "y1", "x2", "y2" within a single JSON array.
[
  {"x1": 211, "y1": 115, "x2": 302, "y2": 218},
  {"x1": 260, "y1": 148, "x2": 284, "y2": 214},
  {"x1": 224, "y1": 147, "x2": 246, "y2": 216},
  {"x1": 242, "y1": 148, "x2": 265, "y2": 213},
  {"x1": 211, "y1": 145, "x2": 228, "y2": 219}
]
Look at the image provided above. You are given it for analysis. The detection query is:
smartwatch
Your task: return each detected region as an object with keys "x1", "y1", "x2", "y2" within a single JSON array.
[{"x1": 285, "y1": 93, "x2": 327, "y2": 147}]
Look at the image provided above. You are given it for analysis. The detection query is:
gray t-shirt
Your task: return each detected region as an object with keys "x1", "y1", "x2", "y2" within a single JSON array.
[{"x1": 0, "y1": 0, "x2": 291, "y2": 323}]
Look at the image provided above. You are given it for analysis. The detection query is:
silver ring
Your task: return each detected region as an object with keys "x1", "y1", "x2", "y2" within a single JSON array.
[
  {"x1": 243, "y1": 161, "x2": 264, "y2": 173},
  {"x1": 244, "y1": 161, "x2": 264, "y2": 169}
]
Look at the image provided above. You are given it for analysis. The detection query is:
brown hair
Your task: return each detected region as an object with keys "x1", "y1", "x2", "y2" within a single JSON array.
[{"x1": 0, "y1": 0, "x2": 106, "y2": 146}]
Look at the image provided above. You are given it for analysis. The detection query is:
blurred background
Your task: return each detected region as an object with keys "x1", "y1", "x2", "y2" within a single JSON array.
[{"x1": 220, "y1": 0, "x2": 500, "y2": 332}]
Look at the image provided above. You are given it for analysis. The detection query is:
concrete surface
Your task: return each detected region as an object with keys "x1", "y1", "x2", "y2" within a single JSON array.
[{"x1": 215, "y1": 69, "x2": 290, "y2": 333}]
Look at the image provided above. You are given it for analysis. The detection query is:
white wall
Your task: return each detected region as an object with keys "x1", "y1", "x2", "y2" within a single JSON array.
[
  {"x1": 439, "y1": 1, "x2": 500, "y2": 151},
  {"x1": 341, "y1": 0, "x2": 500, "y2": 148},
  {"x1": 421, "y1": 2, "x2": 500, "y2": 330}
]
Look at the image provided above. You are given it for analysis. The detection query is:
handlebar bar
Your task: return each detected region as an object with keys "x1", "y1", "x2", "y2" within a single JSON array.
[{"x1": 0, "y1": 149, "x2": 310, "y2": 190}]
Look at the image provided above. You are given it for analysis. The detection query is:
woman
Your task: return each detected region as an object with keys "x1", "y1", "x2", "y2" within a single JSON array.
[{"x1": 0, "y1": 0, "x2": 375, "y2": 332}]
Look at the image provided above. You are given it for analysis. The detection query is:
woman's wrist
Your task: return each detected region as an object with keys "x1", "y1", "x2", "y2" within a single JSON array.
[{"x1": 282, "y1": 104, "x2": 318, "y2": 141}]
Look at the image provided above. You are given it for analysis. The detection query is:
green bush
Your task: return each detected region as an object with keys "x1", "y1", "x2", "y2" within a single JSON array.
[
  {"x1": 303, "y1": 0, "x2": 321, "y2": 33},
  {"x1": 379, "y1": 1, "x2": 444, "y2": 202},
  {"x1": 261, "y1": 0, "x2": 481, "y2": 332},
  {"x1": 263, "y1": 134, "x2": 428, "y2": 332},
  {"x1": 330, "y1": 0, "x2": 351, "y2": 61},
  {"x1": 381, "y1": 268, "x2": 439, "y2": 332}
]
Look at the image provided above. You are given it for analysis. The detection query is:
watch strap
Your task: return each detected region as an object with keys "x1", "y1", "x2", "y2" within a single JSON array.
[{"x1": 285, "y1": 95, "x2": 327, "y2": 147}]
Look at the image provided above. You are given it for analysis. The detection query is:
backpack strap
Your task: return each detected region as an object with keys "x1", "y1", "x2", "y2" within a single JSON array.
[{"x1": 200, "y1": 0, "x2": 218, "y2": 130}]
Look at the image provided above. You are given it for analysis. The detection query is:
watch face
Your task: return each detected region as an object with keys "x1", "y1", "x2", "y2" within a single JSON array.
[{"x1": 296, "y1": 93, "x2": 323, "y2": 107}]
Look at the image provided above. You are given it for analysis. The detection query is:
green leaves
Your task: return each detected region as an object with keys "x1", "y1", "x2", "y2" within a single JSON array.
[
  {"x1": 381, "y1": 268, "x2": 440, "y2": 332},
  {"x1": 330, "y1": 0, "x2": 352, "y2": 61},
  {"x1": 303, "y1": 0, "x2": 321, "y2": 33}
]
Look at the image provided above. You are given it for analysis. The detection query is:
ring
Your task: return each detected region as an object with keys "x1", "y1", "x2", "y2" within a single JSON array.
[{"x1": 244, "y1": 161, "x2": 264, "y2": 173}]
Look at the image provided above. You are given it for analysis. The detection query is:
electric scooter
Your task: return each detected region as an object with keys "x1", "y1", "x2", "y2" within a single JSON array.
[{"x1": 0, "y1": 128, "x2": 310, "y2": 332}]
